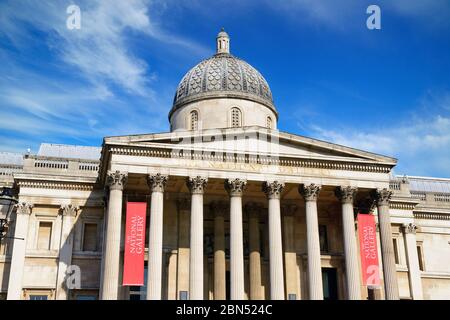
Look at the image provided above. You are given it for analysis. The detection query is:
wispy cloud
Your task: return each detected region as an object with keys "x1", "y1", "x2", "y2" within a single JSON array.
[{"x1": 307, "y1": 93, "x2": 450, "y2": 177}]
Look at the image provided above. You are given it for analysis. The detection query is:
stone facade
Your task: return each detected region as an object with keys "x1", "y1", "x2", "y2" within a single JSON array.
[{"x1": 0, "y1": 30, "x2": 449, "y2": 300}]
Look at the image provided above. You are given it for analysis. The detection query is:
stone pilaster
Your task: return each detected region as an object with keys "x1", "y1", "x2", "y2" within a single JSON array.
[
  {"x1": 56, "y1": 204, "x2": 79, "y2": 300},
  {"x1": 281, "y1": 204, "x2": 298, "y2": 299},
  {"x1": 263, "y1": 181, "x2": 285, "y2": 300},
  {"x1": 101, "y1": 170, "x2": 127, "y2": 300},
  {"x1": 7, "y1": 202, "x2": 33, "y2": 300},
  {"x1": 146, "y1": 174, "x2": 168, "y2": 300},
  {"x1": 335, "y1": 186, "x2": 361, "y2": 300},
  {"x1": 187, "y1": 176, "x2": 208, "y2": 300},
  {"x1": 210, "y1": 201, "x2": 228, "y2": 300},
  {"x1": 225, "y1": 178, "x2": 247, "y2": 300},
  {"x1": 372, "y1": 188, "x2": 399, "y2": 300},
  {"x1": 402, "y1": 223, "x2": 423, "y2": 300},
  {"x1": 176, "y1": 198, "x2": 190, "y2": 299},
  {"x1": 299, "y1": 183, "x2": 323, "y2": 300},
  {"x1": 245, "y1": 202, "x2": 264, "y2": 300}
]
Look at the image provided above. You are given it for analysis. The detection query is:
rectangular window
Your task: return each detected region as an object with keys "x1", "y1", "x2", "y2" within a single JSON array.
[
  {"x1": 82, "y1": 223, "x2": 98, "y2": 251},
  {"x1": 37, "y1": 222, "x2": 52, "y2": 250},
  {"x1": 417, "y1": 245, "x2": 424, "y2": 271},
  {"x1": 29, "y1": 295, "x2": 48, "y2": 300},
  {"x1": 393, "y1": 238, "x2": 400, "y2": 264},
  {"x1": 319, "y1": 225, "x2": 328, "y2": 253}
]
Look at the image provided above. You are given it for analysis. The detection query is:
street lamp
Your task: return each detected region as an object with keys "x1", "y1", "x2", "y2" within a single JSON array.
[{"x1": 0, "y1": 187, "x2": 18, "y2": 241}]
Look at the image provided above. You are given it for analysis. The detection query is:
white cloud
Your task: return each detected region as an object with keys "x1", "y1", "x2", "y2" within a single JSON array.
[
  {"x1": 0, "y1": 0, "x2": 208, "y2": 96},
  {"x1": 309, "y1": 113, "x2": 450, "y2": 177}
]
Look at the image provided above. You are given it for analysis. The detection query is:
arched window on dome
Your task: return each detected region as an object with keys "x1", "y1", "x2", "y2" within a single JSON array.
[
  {"x1": 266, "y1": 116, "x2": 272, "y2": 129},
  {"x1": 231, "y1": 107, "x2": 242, "y2": 128},
  {"x1": 190, "y1": 110, "x2": 198, "y2": 130}
]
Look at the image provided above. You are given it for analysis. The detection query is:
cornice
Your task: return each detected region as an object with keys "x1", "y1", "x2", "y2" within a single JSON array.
[
  {"x1": 17, "y1": 180, "x2": 96, "y2": 191},
  {"x1": 105, "y1": 145, "x2": 393, "y2": 174}
]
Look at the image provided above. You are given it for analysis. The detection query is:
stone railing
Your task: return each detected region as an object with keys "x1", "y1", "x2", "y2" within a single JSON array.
[
  {"x1": 23, "y1": 156, "x2": 99, "y2": 177},
  {"x1": 0, "y1": 165, "x2": 23, "y2": 177},
  {"x1": 411, "y1": 192, "x2": 426, "y2": 201}
]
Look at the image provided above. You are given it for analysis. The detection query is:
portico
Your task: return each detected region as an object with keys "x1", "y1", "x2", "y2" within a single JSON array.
[{"x1": 98, "y1": 127, "x2": 398, "y2": 300}]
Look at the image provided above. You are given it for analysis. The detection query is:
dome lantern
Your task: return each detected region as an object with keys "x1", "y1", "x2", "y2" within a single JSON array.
[{"x1": 216, "y1": 27, "x2": 230, "y2": 54}]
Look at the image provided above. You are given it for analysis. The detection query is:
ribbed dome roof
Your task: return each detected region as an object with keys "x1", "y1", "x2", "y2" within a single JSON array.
[{"x1": 169, "y1": 30, "x2": 276, "y2": 118}]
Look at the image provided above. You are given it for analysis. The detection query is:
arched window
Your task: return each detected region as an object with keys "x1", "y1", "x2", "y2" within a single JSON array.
[
  {"x1": 231, "y1": 107, "x2": 242, "y2": 128},
  {"x1": 190, "y1": 110, "x2": 198, "y2": 130},
  {"x1": 267, "y1": 116, "x2": 272, "y2": 129}
]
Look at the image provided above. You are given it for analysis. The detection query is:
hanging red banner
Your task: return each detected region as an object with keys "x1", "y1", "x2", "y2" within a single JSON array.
[
  {"x1": 357, "y1": 214, "x2": 381, "y2": 287},
  {"x1": 123, "y1": 202, "x2": 147, "y2": 286}
]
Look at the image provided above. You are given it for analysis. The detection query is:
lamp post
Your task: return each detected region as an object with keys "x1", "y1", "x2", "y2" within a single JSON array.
[{"x1": 0, "y1": 187, "x2": 19, "y2": 241}]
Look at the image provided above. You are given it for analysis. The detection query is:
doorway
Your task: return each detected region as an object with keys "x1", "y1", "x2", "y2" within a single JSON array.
[{"x1": 322, "y1": 268, "x2": 338, "y2": 300}]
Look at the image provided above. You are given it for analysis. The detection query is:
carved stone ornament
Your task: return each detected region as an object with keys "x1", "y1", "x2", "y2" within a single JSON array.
[
  {"x1": 147, "y1": 173, "x2": 168, "y2": 193},
  {"x1": 60, "y1": 204, "x2": 79, "y2": 217},
  {"x1": 372, "y1": 188, "x2": 392, "y2": 206},
  {"x1": 262, "y1": 181, "x2": 285, "y2": 199},
  {"x1": 335, "y1": 186, "x2": 358, "y2": 204},
  {"x1": 225, "y1": 178, "x2": 247, "y2": 197},
  {"x1": 299, "y1": 184, "x2": 321, "y2": 201},
  {"x1": 403, "y1": 223, "x2": 418, "y2": 234},
  {"x1": 106, "y1": 170, "x2": 128, "y2": 191},
  {"x1": 15, "y1": 202, "x2": 33, "y2": 215},
  {"x1": 187, "y1": 176, "x2": 208, "y2": 194}
]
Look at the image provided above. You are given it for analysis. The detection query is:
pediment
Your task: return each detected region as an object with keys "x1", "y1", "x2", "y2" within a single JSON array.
[{"x1": 104, "y1": 126, "x2": 397, "y2": 166}]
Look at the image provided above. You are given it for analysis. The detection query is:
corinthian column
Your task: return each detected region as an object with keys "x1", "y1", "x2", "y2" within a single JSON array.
[
  {"x1": 146, "y1": 173, "x2": 168, "y2": 300},
  {"x1": 7, "y1": 202, "x2": 33, "y2": 300},
  {"x1": 56, "y1": 204, "x2": 79, "y2": 300},
  {"x1": 225, "y1": 178, "x2": 247, "y2": 300},
  {"x1": 281, "y1": 204, "x2": 298, "y2": 300},
  {"x1": 245, "y1": 202, "x2": 263, "y2": 300},
  {"x1": 263, "y1": 181, "x2": 285, "y2": 300},
  {"x1": 372, "y1": 188, "x2": 399, "y2": 300},
  {"x1": 210, "y1": 201, "x2": 227, "y2": 300},
  {"x1": 335, "y1": 186, "x2": 361, "y2": 300},
  {"x1": 299, "y1": 183, "x2": 323, "y2": 300},
  {"x1": 187, "y1": 176, "x2": 208, "y2": 300},
  {"x1": 402, "y1": 223, "x2": 423, "y2": 300},
  {"x1": 101, "y1": 170, "x2": 127, "y2": 300}
]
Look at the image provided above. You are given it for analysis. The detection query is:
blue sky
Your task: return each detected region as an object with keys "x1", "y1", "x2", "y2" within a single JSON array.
[{"x1": 0, "y1": 0, "x2": 449, "y2": 177}]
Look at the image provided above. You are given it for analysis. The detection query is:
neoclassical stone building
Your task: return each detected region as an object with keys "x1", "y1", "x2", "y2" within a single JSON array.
[{"x1": 0, "y1": 30, "x2": 449, "y2": 300}]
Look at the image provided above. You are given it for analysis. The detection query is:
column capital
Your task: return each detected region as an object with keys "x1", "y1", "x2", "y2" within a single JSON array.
[
  {"x1": 335, "y1": 186, "x2": 358, "y2": 204},
  {"x1": 14, "y1": 202, "x2": 33, "y2": 215},
  {"x1": 299, "y1": 183, "x2": 321, "y2": 202},
  {"x1": 187, "y1": 176, "x2": 208, "y2": 194},
  {"x1": 372, "y1": 188, "x2": 392, "y2": 206},
  {"x1": 245, "y1": 202, "x2": 263, "y2": 219},
  {"x1": 210, "y1": 201, "x2": 228, "y2": 218},
  {"x1": 281, "y1": 204, "x2": 298, "y2": 217},
  {"x1": 60, "y1": 204, "x2": 79, "y2": 217},
  {"x1": 106, "y1": 170, "x2": 128, "y2": 191},
  {"x1": 262, "y1": 181, "x2": 285, "y2": 199},
  {"x1": 402, "y1": 223, "x2": 418, "y2": 234},
  {"x1": 147, "y1": 173, "x2": 168, "y2": 193},
  {"x1": 225, "y1": 178, "x2": 247, "y2": 197}
]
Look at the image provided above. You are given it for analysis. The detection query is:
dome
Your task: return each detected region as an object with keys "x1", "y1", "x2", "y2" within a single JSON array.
[{"x1": 169, "y1": 32, "x2": 276, "y2": 120}]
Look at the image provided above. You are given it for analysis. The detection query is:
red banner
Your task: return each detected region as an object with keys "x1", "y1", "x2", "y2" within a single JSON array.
[
  {"x1": 357, "y1": 214, "x2": 381, "y2": 287},
  {"x1": 123, "y1": 202, "x2": 147, "y2": 286}
]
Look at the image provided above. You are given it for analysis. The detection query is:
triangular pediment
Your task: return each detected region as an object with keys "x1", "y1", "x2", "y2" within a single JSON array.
[{"x1": 104, "y1": 126, "x2": 397, "y2": 167}]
